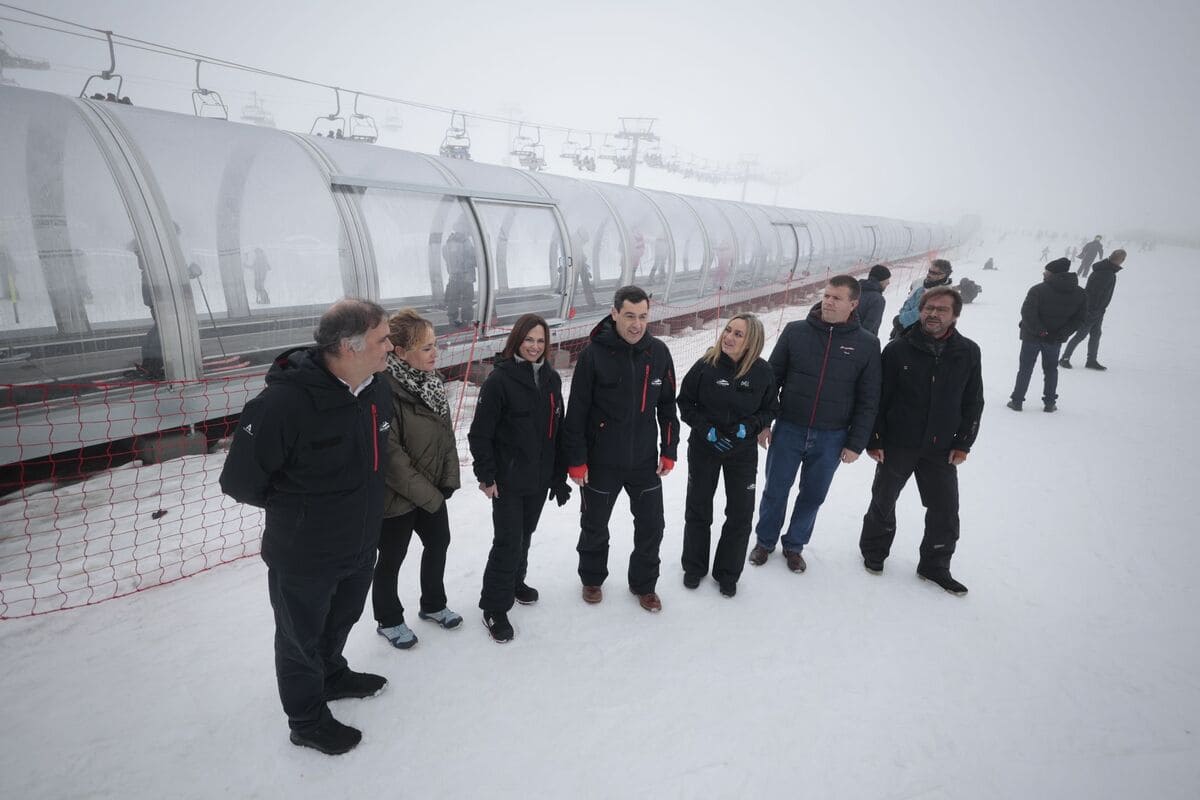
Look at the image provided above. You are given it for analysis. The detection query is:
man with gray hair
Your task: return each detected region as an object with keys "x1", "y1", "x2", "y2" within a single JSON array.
[{"x1": 221, "y1": 297, "x2": 394, "y2": 755}]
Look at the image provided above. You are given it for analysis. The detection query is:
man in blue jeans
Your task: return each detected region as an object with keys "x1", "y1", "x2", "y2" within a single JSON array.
[{"x1": 749, "y1": 275, "x2": 881, "y2": 573}]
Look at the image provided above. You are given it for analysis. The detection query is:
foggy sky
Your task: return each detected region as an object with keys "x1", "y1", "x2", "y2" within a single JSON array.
[{"x1": 5, "y1": 0, "x2": 1198, "y2": 237}]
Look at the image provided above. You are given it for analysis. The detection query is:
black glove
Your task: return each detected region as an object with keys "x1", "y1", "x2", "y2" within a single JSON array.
[
  {"x1": 549, "y1": 482, "x2": 572, "y2": 507},
  {"x1": 440, "y1": 487, "x2": 456, "y2": 500}
]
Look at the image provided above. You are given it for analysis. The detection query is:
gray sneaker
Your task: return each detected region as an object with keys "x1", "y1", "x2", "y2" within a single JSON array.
[
  {"x1": 418, "y1": 607, "x2": 463, "y2": 629},
  {"x1": 377, "y1": 623, "x2": 418, "y2": 650}
]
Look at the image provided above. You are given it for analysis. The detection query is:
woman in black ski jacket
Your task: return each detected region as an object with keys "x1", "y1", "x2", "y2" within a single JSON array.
[
  {"x1": 468, "y1": 314, "x2": 570, "y2": 642},
  {"x1": 676, "y1": 313, "x2": 778, "y2": 597}
]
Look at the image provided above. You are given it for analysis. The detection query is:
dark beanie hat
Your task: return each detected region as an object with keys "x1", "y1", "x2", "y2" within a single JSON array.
[
  {"x1": 1045, "y1": 257, "x2": 1071, "y2": 274},
  {"x1": 868, "y1": 264, "x2": 892, "y2": 281}
]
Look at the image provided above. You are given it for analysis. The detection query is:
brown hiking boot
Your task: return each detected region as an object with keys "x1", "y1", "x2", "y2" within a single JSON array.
[
  {"x1": 582, "y1": 585, "x2": 603, "y2": 604},
  {"x1": 634, "y1": 591, "x2": 662, "y2": 612},
  {"x1": 784, "y1": 550, "x2": 807, "y2": 573},
  {"x1": 748, "y1": 545, "x2": 770, "y2": 566}
]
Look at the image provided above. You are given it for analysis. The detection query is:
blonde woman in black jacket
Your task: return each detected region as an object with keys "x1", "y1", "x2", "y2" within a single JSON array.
[
  {"x1": 373, "y1": 309, "x2": 463, "y2": 650},
  {"x1": 468, "y1": 314, "x2": 569, "y2": 642}
]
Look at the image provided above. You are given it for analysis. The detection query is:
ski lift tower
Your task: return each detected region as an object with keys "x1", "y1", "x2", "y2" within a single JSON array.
[
  {"x1": 614, "y1": 117, "x2": 658, "y2": 188},
  {"x1": 0, "y1": 30, "x2": 50, "y2": 87}
]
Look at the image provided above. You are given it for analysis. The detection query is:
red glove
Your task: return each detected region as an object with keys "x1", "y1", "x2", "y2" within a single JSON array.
[
  {"x1": 659, "y1": 457, "x2": 675, "y2": 472},
  {"x1": 567, "y1": 464, "x2": 588, "y2": 482}
]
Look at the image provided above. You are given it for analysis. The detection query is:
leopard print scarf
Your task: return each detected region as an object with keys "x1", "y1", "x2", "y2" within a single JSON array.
[{"x1": 386, "y1": 353, "x2": 450, "y2": 418}]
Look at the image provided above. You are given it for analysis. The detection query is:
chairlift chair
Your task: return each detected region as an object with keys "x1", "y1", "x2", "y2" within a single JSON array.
[
  {"x1": 439, "y1": 111, "x2": 472, "y2": 160},
  {"x1": 511, "y1": 124, "x2": 545, "y2": 171},
  {"x1": 383, "y1": 106, "x2": 403, "y2": 133},
  {"x1": 79, "y1": 30, "x2": 124, "y2": 101},
  {"x1": 310, "y1": 88, "x2": 347, "y2": 139},
  {"x1": 643, "y1": 143, "x2": 664, "y2": 168},
  {"x1": 240, "y1": 92, "x2": 275, "y2": 127},
  {"x1": 559, "y1": 130, "x2": 581, "y2": 160},
  {"x1": 347, "y1": 93, "x2": 378, "y2": 143},
  {"x1": 191, "y1": 60, "x2": 228, "y2": 120}
]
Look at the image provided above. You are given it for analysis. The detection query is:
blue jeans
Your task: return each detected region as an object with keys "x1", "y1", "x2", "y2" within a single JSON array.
[
  {"x1": 1010, "y1": 340, "x2": 1062, "y2": 403},
  {"x1": 755, "y1": 421, "x2": 847, "y2": 553}
]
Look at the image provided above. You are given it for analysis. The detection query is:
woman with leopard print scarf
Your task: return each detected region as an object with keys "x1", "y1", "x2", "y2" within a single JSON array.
[{"x1": 373, "y1": 309, "x2": 463, "y2": 651}]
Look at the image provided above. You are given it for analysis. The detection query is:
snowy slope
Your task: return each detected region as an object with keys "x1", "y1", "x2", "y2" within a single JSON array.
[{"x1": 1, "y1": 235, "x2": 1197, "y2": 800}]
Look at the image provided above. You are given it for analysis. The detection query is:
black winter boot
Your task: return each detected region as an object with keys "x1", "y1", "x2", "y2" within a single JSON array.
[
  {"x1": 1006, "y1": 400, "x2": 1023, "y2": 411},
  {"x1": 1058, "y1": 357, "x2": 1072, "y2": 369},
  {"x1": 514, "y1": 583, "x2": 539, "y2": 605},
  {"x1": 1085, "y1": 360, "x2": 1107, "y2": 371},
  {"x1": 483, "y1": 610, "x2": 514, "y2": 642},
  {"x1": 916, "y1": 567, "x2": 968, "y2": 596},
  {"x1": 289, "y1": 716, "x2": 362, "y2": 755},
  {"x1": 324, "y1": 670, "x2": 387, "y2": 701}
]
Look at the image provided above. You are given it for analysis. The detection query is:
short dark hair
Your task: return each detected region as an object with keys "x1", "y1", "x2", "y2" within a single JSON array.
[
  {"x1": 868, "y1": 264, "x2": 892, "y2": 282},
  {"x1": 919, "y1": 286, "x2": 963, "y2": 316},
  {"x1": 930, "y1": 258, "x2": 952, "y2": 275},
  {"x1": 500, "y1": 313, "x2": 550, "y2": 360},
  {"x1": 314, "y1": 298, "x2": 388, "y2": 355},
  {"x1": 612, "y1": 285, "x2": 650, "y2": 310},
  {"x1": 828, "y1": 274, "x2": 860, "y2": 300}
]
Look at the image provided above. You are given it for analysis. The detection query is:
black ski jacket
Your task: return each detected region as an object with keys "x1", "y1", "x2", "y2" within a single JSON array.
[
  {"x1": 469, "y1": 356, "x2": 566, "y2": 495},
  {"x1": 1083, "y1": 259, "x2": 1122, "y2": 316},
  {"x1": 871, "y1": 325, "x2": 984, "y2": 453},
  {"x1": 563, "y1": 317, "x2": 679, "y2": 471},
  {"x1": 857, "y1": 278, "x2": 887, "y2": 337},
  {"x1": 768, "y1": 305, "x2": 881, "y2": 453},
  {"x1": 1079, "y1": 239, "x2": 1104, "y2": 267},
  {"x1": 1019, "y1": 272, "x2": 1089, "y2": 342},
  {"x1": 677, "y1": 352, "x2": 778, "y2": 453},
  {"x1": 219, "y1": 347, "x2": 390, "y2": 575}
]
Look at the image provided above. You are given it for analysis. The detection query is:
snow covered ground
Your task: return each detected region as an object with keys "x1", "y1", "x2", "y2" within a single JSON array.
[{"x1": 2, "y1": 233, "x2": 1198, "y2": 799}]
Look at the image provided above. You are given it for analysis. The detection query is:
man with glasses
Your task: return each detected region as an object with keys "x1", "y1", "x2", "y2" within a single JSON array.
[
  {"x1": 859, "y1": 287, "x2": 984, "y2": 596},
  {"x1": 891, "y1": 259, "x2": 953, "y2": 340}
]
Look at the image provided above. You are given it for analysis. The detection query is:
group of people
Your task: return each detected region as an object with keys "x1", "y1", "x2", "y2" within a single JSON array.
[
  {"x1": 220, "y1": 272, "x2": 986, "y2": 756},
  {"x1": 1006, "y1": 248, "x2": 1127, "y2": 412}
]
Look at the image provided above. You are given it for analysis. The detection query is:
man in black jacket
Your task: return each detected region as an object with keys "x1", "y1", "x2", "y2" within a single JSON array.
[
  {"x1": 749, "y1": 275, "x2": 881, "y2": 573},
  {"x1": 1078, "y1": 235, "x2": 1104, "y2": 280},
  {"x1": 1007, "y1": 258, "x2": 1088, "y2": 412},
  {"x1": 564, "y1": 285, "x2": 680, "y2": 612},
  {"x1": 1060, "y1": 249, "x2": 1126, "y2": 370},
  {"x1": 857, "y1": 264, "x2": 891, "y2": 336},
  {"x1": 219, "y1": 298, "x2": 394, "y2": 755},
  {"x1": 859, "y1": 287, "x2": 984, "y2": 596}
]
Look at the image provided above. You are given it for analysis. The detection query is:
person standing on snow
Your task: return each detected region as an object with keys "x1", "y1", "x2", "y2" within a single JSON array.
[
  {"x1": 1077, "y1": 235, "x2": 1104, "y2": 280},
  {"x1": 748, "y1": 275, "x2": 881, "y2": 574},
  {"x1": 857, "y1": 264, "x2": 891, "y2": 337},
  {"x1": 859, "y1": 287, "x2": 984, "y2": 596},
  {"x1": 1006, "y1": 258, "x2": 1088, "y2": 413},
  {"x1": 1059, "y1": 249, "x2": 1126, "y2": 371},
  {"x1": 676, "y1": 313, "x2": 778, "y2": 597},
  {"x1": 468, "y1": 314, "x2": 571, "y2": 642},
  {"x1": 563, "y1": 285, "x2": 680, "y2": 613},
  {"x1": 219, "y1": 298, "x2": 394, "y2": 756}
]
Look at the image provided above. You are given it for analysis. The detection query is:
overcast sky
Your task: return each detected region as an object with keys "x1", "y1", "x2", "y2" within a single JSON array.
[{"x1": 4, "y1": 0, "x2": 1198, "y2": 237}]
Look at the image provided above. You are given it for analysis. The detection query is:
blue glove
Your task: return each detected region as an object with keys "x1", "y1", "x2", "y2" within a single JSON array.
[
  {"x1": 707, "y1": 427, "x2": 733, "y2": 453},
  {"x1": 736, "y1": 423, "x2": 747, "y2": 439},
  {"x1": 706, "y1": 427, "x2": 719, "y2": 442}
]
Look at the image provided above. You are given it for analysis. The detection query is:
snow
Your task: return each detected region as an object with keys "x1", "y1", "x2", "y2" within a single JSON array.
[{"x1": 2, "y1": 234, "x2": 1198, "y2": 799}]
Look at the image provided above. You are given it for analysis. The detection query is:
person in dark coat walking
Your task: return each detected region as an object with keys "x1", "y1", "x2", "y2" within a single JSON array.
[
  {"x1": 749, "y1": 275, "x2": 881, "y2": 573},
  {"x1": 563, "y1": 285, "x2": 680, "y2": 612},
  {"x1": 859, "y1": 287, "x2": 984, "y2": 596},
  {"x1": 1060, "y1": 249, "x2": 1126, "y2": 370},
  {"x1": 219, "y1": 298, "x2": 394, "y2": 756},
  {"x1": 857, "y1": 264, "x2": 891, "y2": 336},
  {"x1": 1078, "y1": 235, "x2": 1104, "y2": 280},
  {"x1": 1007, "y1": 258, "x2": 1088, "y2": 412},
  {"x1": 676, "y1": 313, "x2": 778, "y2": 597},
  {"x1": 469, "y1": 314, "x2": 570, "y2": 642},
  {"x1": 373, "y1": 309, "x2": 464, "y2": 651}
]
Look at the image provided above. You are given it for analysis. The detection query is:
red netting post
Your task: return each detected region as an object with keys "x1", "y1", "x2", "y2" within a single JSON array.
[{"x1": 453, "y1": 321, "x2": 482, "y2": 431}]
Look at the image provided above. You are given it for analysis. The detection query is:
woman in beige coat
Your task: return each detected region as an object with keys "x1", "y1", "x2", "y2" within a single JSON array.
[{"x1": 373, "y1": 309, "x2": 462, "y2": 649}]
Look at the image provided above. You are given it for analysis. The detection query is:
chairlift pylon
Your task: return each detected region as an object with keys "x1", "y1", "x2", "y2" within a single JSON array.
[
  {"x1": 439, "y1": 111, "x2": 471, "y2": 160},
  {"x1": 191, "y1": 60, "x2": 228, "y2": 120}
]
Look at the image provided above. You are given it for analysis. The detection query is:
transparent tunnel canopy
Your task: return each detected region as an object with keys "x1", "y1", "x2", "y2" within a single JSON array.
[
  {"x1": 586, "y1": 183, "x2": 669, "y2": 292},
  {"x1": 472, "y1": 201, "x2": 565, "y2": 326},
  {"x1": 681, "y1": 196, "x2": 736, "y2": 296},
  {"x1": 527, "y1": 173, "x2": 623, "y2": 315},
  {"x1": 311, "y1": 137, "x2": 451, "y2": 187},
  {"x1": 105, "y1": 102, "x2": 351, "y2": 373},
  {"x1": 436, "y1": 157, "x2": 548, "y2": 199},
  {"x1": 713, "y1": 200, "x2": 766, "y2": 290},
  {"x1": 0, "y1": 88, "x2": 148, "y2": 385},
  {"x1": 640, "y1": 189, "x2": 707, "y2": 306}
]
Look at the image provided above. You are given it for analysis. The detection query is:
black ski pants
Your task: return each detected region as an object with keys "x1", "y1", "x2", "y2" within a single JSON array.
[
  {"x1": 1062, "y1": 311, "x2": 1105, "y2": 363},
  {"x1": 859, "y1": 447, "x2": 960, "y2": 571},
  {"x1": 480, "y1": 490, "x2": 545, "y2": 612},
  {"x1": 267, "y1": 554, "x2": 374, "y2": 732},
  {"x1": 372, "y1": 504, "x2": 450, "y2": 627},
  {"x1": 577, "y1": 465, "x2": 664, "y2": 594},
  {"x1": 681, "y1": 441, "x2": 758, "y2": 586}
]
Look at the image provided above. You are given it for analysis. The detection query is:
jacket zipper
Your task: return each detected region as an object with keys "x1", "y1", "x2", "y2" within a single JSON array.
[
  {"x1": 548, "y1": 392, "x2": 556, "y2": 439},
  {"x1": 808, "y1": 327, "x2": 833, "y2": 428},
  {"x1": 371, "y1": 403, "x2": 379, "y2": 471},
  {"x1": 640, "y1": 363, "x2": 650, "y2": 413}
]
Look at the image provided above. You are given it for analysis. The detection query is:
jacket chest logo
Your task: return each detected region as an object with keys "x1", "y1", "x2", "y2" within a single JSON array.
[
  {"x1": 839, "y1": 345, "x2": 856, "y2": 355},
  {"x1": 378, "y1": 420, "x2": 391, "y2": 433},
  {"x1": 650, "y1": 378, "x2": 662, "y2": 386},
  {"x1": 738, "y1": 379, "x2": 751, "y2": 388},
  {"x1": 716, "y1": 378, "x2": 730, "y2": 387}
]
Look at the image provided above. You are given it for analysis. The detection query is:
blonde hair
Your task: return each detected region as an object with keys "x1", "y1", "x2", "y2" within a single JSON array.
[
  {"x1": 387, "y1": 308, "x2": 433, "y2": 350},
  {"x1": 703, "y1": 313, "x2": 765, "y2": 379}
]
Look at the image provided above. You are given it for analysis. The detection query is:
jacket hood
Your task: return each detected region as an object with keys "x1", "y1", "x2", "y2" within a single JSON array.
[
  {"x1": 1092, "y1": 259, "x2": 1122, "y2": 275},
  {"x1": 859, "y1": 278, "x2": 884, "y2": 294},
  {"x1": 589, "y1": 315, "x2": 651, "y2": 353},
  {"x1": 266, "y1": 346, "x2": 362, "y2": 410},
  {"x1": 806, "y1": 302, "x2": 863, "y2": 335},
  {"x1": 1045, "y1": 271, "x2": 1081, "y2": 292}
]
